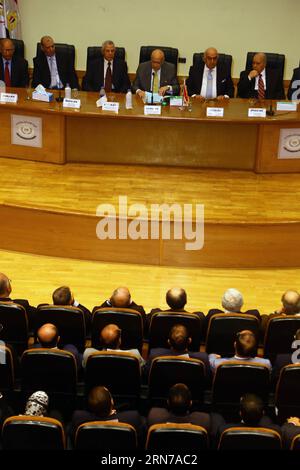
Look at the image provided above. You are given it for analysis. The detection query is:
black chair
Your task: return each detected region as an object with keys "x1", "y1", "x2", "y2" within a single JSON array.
[
  {"x1": 193, "y1": 52, "x2": 232, "y2": 73},
  {"x1": 2, "y1": 416, "x2": 65, "y2": 450},
  {"x1": 275, "y1": 364, "x2": 300, "y2": 422},
  {"x1": 36, "y1": 42, "x2": 76, "y2": 68},
  {"x1": 212, "y1": 362, "x2": 270, "y2": 413},
  {"x1": 85, "y1": 351, "x2": 141, "y2": 401},
  {"x1": 0, "y1": 301, "x2": 29, "y2": 354},
  {"x1": 0, "y1": 345, "x2": 14, "y2": 393},
  {"x1": 75, "y1": 421, "x2": 137, "y2": 450},
  {"x1": 245, "y1": 52, "x2": 285, "y2": 83},
  {"x1": 148, "y1": 356, "x2": 206, "y2": 404},
  {"x1": 148, "y1": 312, "x2": 204, "y2": 351},
  {"x1": 91, "y1": 308, "x2": 143, "y2": 352},
  {"x1": 205, "y1": 313, "x2": 259, "y2": 356},
  {"x1": 139, "y1": 46, "x2": 179, "y2": 70},
  {"x1": 85, "y1": 46, "x2": 126, "y2": 70},
  {"x1": 35, "y1": 305, "x2": 86, "y2": 351},
  {"x1": 218, "y1": 426, "x2": 282, "y2": 450},
  {"x1": 146, "y1": 423, "x2": 208, "y2": 451},
  {"x1": 264, "y1": 315, "x2": 300, "y2": 362},
  {"x1": 291, "y1": 433, "x2": 300, "y2": 450},
  {"x1": 12, "y1": 39, "x2": 25, "y2": 58}
]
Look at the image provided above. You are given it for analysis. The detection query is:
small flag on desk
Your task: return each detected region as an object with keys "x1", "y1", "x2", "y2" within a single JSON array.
[{"x1": 182, "y1": 79, "x2": 189, "y2": 106}]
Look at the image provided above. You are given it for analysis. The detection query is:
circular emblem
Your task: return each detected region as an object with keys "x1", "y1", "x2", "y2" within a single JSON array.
[
  {"x1": 283, "y1": 134, "x2": 300, "y2": 153},
  {"x1": 16, "y1": 122, "x2": 36, "y2": 140}
]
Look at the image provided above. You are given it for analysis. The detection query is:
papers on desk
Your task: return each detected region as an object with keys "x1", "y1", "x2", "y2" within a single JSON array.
[
  {"x1": 96, "y1": 95, "x2": 108, "y2": 108},
  {"x1": 32, "y1": 84, "x2": 53, "y2": 102},
  {"x1": 0, "y1": 92, "x2": 18, "y2": 103},
  {"x1": 276, "y1": 101, "x2": 297, "y2": 111},
  {"x1": 144, "y1": 92, "x2": 163, "y2": 104}
]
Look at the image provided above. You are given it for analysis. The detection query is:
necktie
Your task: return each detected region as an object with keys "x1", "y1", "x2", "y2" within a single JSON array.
[
  {"x1": 4, "y1": 61, "x2": 11, "y2": 87},
  {"x1": 105, "y1": 62, "x2": 112, "y2": 92},
  {"x1": 206, "y1": 69, "x2": 213, "y2": 99},
  {"x1": 258, "y1": 73, "x2": 265, "y2": 100},
  {"x1": 49, "y1": 56, "x2": 56, "y2": 88},
  {"x1": 152, "y1": 71, "x2": 159, "y2": 93}
]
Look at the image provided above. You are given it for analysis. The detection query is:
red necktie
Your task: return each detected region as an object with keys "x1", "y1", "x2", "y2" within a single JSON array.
[
  {"x1": 105, "y1": 62, "x2": 112, "y2": 92},
  {"x1": 4, "y1": 61, "x2": 11, "y2": 87},
  {"x1": 258, "y1": 73, "x2": 265, "y2": 100}
]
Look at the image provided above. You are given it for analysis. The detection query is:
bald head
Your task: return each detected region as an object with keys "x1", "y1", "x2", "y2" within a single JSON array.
[
  {"x1": 41, "y1": 35, "x2": 55, "y2": 57},
  {"x1": 100, "y1": 324, "x2": 121, "y2": 349},
  {"x1": 252, "y1": 53, "x2": 266, "y2": 73},
  {"x1": 0, "y1": 39, "x2": 15, "y2": 61},
  {"x1": 166, "y1": 287, "x2": 187, "y2": 310},
  {"x1": 110, "y1": 287, "x2": 131, "y2": 308},
  {"x1": 0, "y1": 273, "x2": 12, "y2": 298},
  {"x1": 37, "y1": 323, "x2": 59, "y2": 348},
  {"x1": 282, "y1": 290, "x2": 300, "y2": 314},
  {"x1": 203, "y1": 47, "x2": 218, "y2": 69},
  {"x1": 151, "y1": 49, "x2": 165, "y2": 71}
]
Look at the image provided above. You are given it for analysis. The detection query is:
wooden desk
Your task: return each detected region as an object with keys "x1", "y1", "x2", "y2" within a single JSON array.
[{"x1": 1, "y1": 89, "x2": 300, "y2": 172}]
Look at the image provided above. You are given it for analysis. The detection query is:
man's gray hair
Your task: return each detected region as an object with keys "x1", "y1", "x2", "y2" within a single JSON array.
[
  {"x1": 101, "y1": 40, "x2": 115, "y2": 53},
  {"x1": 222, "y1": 288, "x2": 244, "y2": 312}
]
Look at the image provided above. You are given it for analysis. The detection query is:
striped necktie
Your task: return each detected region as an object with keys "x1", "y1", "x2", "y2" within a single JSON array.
[{"x1": 258, "y1": 73, "x2": 265, "y2": 99}]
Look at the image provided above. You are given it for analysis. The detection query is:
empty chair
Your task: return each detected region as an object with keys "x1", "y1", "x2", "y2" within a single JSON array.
[
  {"x1": 275, "y1": 364, "x2": 300, "y2": 422},
  {"x1": 218, "y1": 426, "x2": 281, "y2": 450},
  {"x1": 85, "y1": 45, "x2": 126, "y2": 70},
  {"x1": 0, "y1": 301, "x2": 29, "y2": 354},
  {"x1": 193, "y1": 52, "x2": 232, "y2": 73},
  {"x1": 139, "y1": 45, "x2": 179, "y2": 70},
  {"x1": 205, "y1": 313, "x2": 259, "y2": 356},
  {"x1": 0, "y1": 345, "x2": 14, "y2": 393},
  {"x1": 245, "y1": 52, "x2": 285, "y2": 83},
  {"x1": 75, "y1": 421, "x2": 137, "y2": 450},
  {"x1": 148, "y1": 312, "x2": 204, "y2": 351},
  {"x1": 291, "y1": 433, "x2": 300, "y2": 450},
  {"x1": 264, "y1": 315, "x2": 300, "y2": 362},
  {"x1": 148, "y1": 356, "x2": 206, "y2": 404},
  {"x1": 146, "y1": 423, "x2": 208, "y2": 451},
  {"x1": 2, "y1": 416, "x2": 65, "y2": 450},
  {"x1": 91, "y1": 308, "x2": 143, "y2": 352}
]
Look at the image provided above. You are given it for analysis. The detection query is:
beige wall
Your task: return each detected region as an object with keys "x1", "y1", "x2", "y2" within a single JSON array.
[{"x1": 19, "y1": 0, "x2": 299, "y2": 79}]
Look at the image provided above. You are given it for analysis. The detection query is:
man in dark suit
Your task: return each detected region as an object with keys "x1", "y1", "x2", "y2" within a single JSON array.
[
  {"x1": 32, "y1": 35, "x2": 79, "y2": 89},
  {"x1": 287, "y1": 67, "x2": 300, "y2": 100},
  {"x1": 132, "y1": 48, "x2": 179, "y2": 99},
  {"x1": 0, "y1": 38, "x2": 29, "y2": 87},
  {"x1": 237, "y1": 52, "x2": 285, "y2": 100},
  {"x1": 83, "y1": 40, "x2": 130, "y2": 93},
  {"x1": 186, "y1": 47, "x2": 234, "y2": 100}
]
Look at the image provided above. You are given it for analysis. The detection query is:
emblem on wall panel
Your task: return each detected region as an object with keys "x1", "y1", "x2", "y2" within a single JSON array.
[{"x1": 11, "y1": 115, "x2": 42, "y2": 148}]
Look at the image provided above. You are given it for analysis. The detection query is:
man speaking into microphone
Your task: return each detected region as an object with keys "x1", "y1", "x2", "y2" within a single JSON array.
[{"x1": 132, "y1": 49, "x2": 179, "y2": 99}]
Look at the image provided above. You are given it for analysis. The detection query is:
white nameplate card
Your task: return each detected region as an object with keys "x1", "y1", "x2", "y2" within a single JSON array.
[
  {"x1": 63, "y1": 98, "x2": 81, "y2": 109},
  {"x1": 276, "y1": 101, "x2": 297, "y2": 111},
  {"x1": 0, "y1": 93, "x2": 18, "y2": 103},
  {"x1": 102, "y1": 102, "x2": 119, "y2": 113},
  {"x1": 206, "y1": 107, "x2": 224, "y2": 117},
  {"x1": 248, "y1": 108, "x2": 266, "y2": 118},
  {"x1": 170, "y1": 96, "x2": 183, "y2": 106},
  {"x1": 144, "y1": 105, "x2": 161, "y2": 115}
]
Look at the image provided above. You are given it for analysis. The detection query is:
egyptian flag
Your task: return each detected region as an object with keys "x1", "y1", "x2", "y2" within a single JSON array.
[{"x1": 4, "y1": 0, "x2": 21, "y2": 39}]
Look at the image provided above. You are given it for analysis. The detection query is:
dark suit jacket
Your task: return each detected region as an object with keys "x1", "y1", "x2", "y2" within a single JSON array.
[
  {"x1": 147, "y1": 407, "x2": 211, "y2": 431},
  {"x1": 132, "y1": 61, "x2": 180, "y2": 95},
  {"x1": 0, "y1": 55, "x2": 29, "y2": 87},
  {"x1": 237, "y1": 69, "x2": 285, "y2": 99},
  {"x1": 83, "y1": 57, "x2": 131, "y2": 93},
  {"x1": 186, "y1": 63, "x2": 234, "y2": 98},
  {"x1": 287, "y1": 67, "x2": 300, "y2": 100},
  {"x1": 32, "y1": 50, "x2": 79, "y2": 89}
]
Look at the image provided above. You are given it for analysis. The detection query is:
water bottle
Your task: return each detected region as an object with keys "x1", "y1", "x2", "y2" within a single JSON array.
[
  {"x1": 99, "y1": 86, "x2": 106, "y2": 98},
  {"x1": 0, "y1": 80, "x2": 6, "y2": 95},
  {"x1": 65, "y1": 83, "x2": 71, "y2": 99},
  {"x1": 125, "y1": 89, "x2": 133, "y2": 109}
]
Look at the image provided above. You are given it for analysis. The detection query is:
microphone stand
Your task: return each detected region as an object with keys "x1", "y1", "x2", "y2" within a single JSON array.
[{"x1": 56, "y1": 80, "x2": 64, "y2": 102}]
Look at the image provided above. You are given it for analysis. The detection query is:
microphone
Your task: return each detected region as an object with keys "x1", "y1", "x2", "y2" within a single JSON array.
[{"x1": 151, "y1": 71, "x2": 155, "y2": 105}]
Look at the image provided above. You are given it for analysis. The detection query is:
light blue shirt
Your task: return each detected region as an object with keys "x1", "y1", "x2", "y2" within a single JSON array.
[{"x1": 209, "y1": 353, "x2": 271, "y2": 373}]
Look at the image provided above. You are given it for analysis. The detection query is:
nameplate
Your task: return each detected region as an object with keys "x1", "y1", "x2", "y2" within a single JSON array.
[
  {"x1": 102, "y1": 102, "x2": 119, "y2": 113},
  {"x1": 276, "y1": 101, "x2": 297, "y2": 111},
  {"x1": 170, "y1": 96, "x2": 183, "y2": 106},
  {"x1": 63, "y1": 98, "x2": 81, "y2": 109},
  {"x1": 248, "y1": 108, "x2": 266, "y2": 118},
  {"x1": 0, "y1": 93, "x2": 18, "y2": 103},
  {"x1": 144, "y1": 105, "x2": 161, "y2": 115},
  {"x1": 206, "y1": 107, "x2": 224, "y2": 117}
]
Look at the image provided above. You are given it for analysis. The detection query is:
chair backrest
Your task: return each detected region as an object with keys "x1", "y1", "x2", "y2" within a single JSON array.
[
  {"x1": 139, "y1": 45, "x2": 179, "y2": 70},
  {"x1": 264, "y1": 315, "x2": 300, "y2": 361},
  {"x1": 85, "y1": 351, "x2": 141, "y2": 400},
  {"x1": 146, "y1": 423, "x2": 208, "y2": 451},
  {"x1": 275, "y1": 364, "x2": 300, "y2": 422},
  {"x1": 36, "y1": 42, "x2": 76, "y2": 68},
  {"x1": 218, "y1": 426, "x2": 282, "y2": 450},
  {"x1": 21, "y1": 348, "x2": 77, "y2": 396},
  {"x1": 0, "y1": 301, "x2": 28, "y2": 354},
  {"x1": 148, "y1": 356, "x2": 206, "y2": 403},
  {"x1": 212, "y1": 362, "x2": 270, "y2": 411},
  {"x1": 91, "y1": 308, "x2": 143, "y2": 351},
  {"x1": 86, "y1": 46, "x2": 126, "y2": 69},
  {"x1": 205, "y1": 313, "x2": 259, "y2": 356},
  {"x1": 36, "y1": 305, "x2": 86, "y2": 351},
  {"x1": 291, "y1": 433, "x2": 300, "y2": 450},
  {"x1": 245, "y1": 52, "x2": 285, "y2": 83},
  {"x1": 0, "y1": 345, "x2": 14, "y2": 392},
  {"x1": 148, "y1": 312, "x2": 204, "y2": 351},
  {"x1": 12, "y1": 39, "x2": 25, "y2": 58},
  {"x1": 75, "y1": 421, "x2": 137, "y2": 450},
  {"x1": 2, "y1": 415, "x2": 66, "y2": 450},
  {"x1": 193, "y1": 52, "x2": 232, "y2": 73}
]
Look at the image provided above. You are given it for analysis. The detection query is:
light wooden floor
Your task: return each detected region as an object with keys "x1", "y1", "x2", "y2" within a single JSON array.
[
  {"x1": 1, "y1": 248, "x2": 299, "y2": 315},
  {"x1": 1, "y1": 157, "x2": 300, "y2": 223}
]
